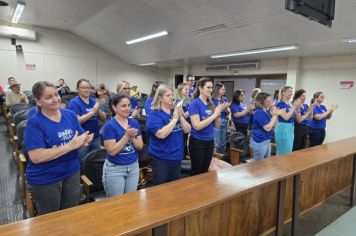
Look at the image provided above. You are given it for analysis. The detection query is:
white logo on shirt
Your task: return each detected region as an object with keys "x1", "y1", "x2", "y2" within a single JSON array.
[{"x1": 57, "y1": 129, "x2": 74, "y2": 146}]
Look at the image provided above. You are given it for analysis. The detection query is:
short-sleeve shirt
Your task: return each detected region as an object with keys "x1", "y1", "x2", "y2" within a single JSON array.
[
  {"x1": 144, "y1": 97, "x2": 153, "y2": 117},
  {"x1": 253, "y1": 108, "x2": 273, "y2": 143},
  {"x1": 101, "y1": 117, "x2": 141, "y2": 165},
  {"x1": 24, "y1": 109, "x2": 84, "y2": 185},
  {"x1": 189, "y1": 98, "x2": 214, "y2": 141},
  {"x1": 230, "y1": 103, "x2": 250, "y2": 124},
  {"x1": 212, "y1": 97, "x2": 228, "y2": 120},
  {"x1": 276, "y1": 101, "x2": 294, "y2": 123},
  {"x1": 68, "y1": 96, "x2": 100, "y2": 137},
  {"x1": 309, "y1": 104, "x2": 328, "y2": 129},
  {"x1": 296, "y1": 104, "x2": 310, "y2": 126},
  {"x1": 146, "y1": 109, "x2": 184, "y2": 161}
]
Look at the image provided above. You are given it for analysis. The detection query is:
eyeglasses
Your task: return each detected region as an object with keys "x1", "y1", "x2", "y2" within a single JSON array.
[{"x1": 122, "y1": 87, "x2": 131, "y2": 90}]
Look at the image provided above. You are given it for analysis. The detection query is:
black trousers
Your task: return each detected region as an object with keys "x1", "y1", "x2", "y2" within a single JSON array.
[
  {"x1": 309, "y1": 128, "x2": 326, "y2": 147},
  {"x1": 189, "y1": 136, "x2": 214, "y2": 175},
  {"x1": 293, "y1": 124, "x2": 308, "y2": 151},
  {"x1": 233, "y1": 122, "x2": 248, "y2": 137}
]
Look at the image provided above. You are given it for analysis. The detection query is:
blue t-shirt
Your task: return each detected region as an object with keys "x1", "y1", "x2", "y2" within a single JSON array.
[
  {"x1": 276, "y1": 101, "x2": 294, "y2": 123},
  {"x1": 309, "y1": 104, "x2": 327, "y2": 129},
  {"x1": 253, "y1": 108, "x2": 273, "y2": 143},
  {"x1": 24, "y1": 109, "x2": 84, "y2": 185},
  {"x1": 189, "y1": 98, "x2": 214, "y2": 141},
  {"x1": 212, "y1": 97, "x2": 228, "y2": 120},
  {"x1": 130, "y1": 97, "x2": 138, "y2": 117},
  {"x1": 175, "y1": 98, "x2": 190, "y2": 113},
  {"x1": 296, "y1": 104, "x2": 310, "y2": 126},
  {"x1": 189, "y1": 87, "x2": 195, "y2": 99},
  {"x1": 28, "y1": 106, "x2": 37, "y2": 117},
  {"x1": 68, "y1": 96, "x2": 100, "y2": 138},
  {"x1": 146, "y1": 109, "x2": 184, "y2": 161},
  {"x1": 101, "y1": 117, "x2": 141, "y2": 165},
  {"x1": 144, "y1": 97, "x2": 153, "y2": 117},
  {"x1": 230, "y1": 103, "x2": 250, "y2": 124}
]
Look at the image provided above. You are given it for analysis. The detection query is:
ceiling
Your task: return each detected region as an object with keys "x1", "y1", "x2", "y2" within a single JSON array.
[{"x1": 1, "y1": 0, "x2": 356, "y2": 68}]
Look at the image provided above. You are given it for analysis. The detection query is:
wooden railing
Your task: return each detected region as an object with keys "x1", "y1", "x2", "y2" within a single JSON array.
[{"x1": 1, "y1": 137, "x2": 356, "y2": 236}]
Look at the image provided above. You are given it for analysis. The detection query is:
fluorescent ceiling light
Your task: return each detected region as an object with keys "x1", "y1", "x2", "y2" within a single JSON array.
[
  {"x1": 12, "y1": 2, "x2": 25, "y2": 24},
  {"x1": 126, "y1": 31, "x2": 168, "y2": 45},
  {"x1": 341, "y1": 38, "x2": 356, "y2": 43},
  {"x1": 138, "y1": 63, "x2": 156, "y2": 66},
  {"x1": 210, "y1": 45, "x2": 299, "y2": 59}
]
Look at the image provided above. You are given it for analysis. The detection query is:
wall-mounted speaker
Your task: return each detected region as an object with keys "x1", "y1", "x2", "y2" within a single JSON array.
[{"x1": 11, "y1": 38, "x2": 16, "y2": 45}]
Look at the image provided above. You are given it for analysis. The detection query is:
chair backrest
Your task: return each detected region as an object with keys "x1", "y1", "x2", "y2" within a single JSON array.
[
  {"x1": 61, "y1": 95, "x2": 75, "y2": 106},
  {"x1": 10, "y1": 104, "x2": 32, "y2": 116},
  {"x1": 229, "y1": 132, "x2": 248, "y2": 156},
  {"x1": 83, "y1": 149, "x2": 107, "y2": 192},
  {"x1": 69, "y1": 91, "x2": 78, "y2": 96},
  {"x1": 17, "y1": 120, "x2": 28, "y2": 146},
  {"x1": 13, "y1": 109, "x2": 29, "y2": 126},
  {"x1": 138, "y1": 144, "x2": 152, "y2": 167}
]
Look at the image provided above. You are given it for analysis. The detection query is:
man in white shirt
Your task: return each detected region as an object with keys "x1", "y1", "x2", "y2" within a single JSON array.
[
  {"x1": 4, "y1": 77, "x2": 15, "y2": 93},
  {"x1": 5, "y1": 80, "x2": 29, "y2": 107}
]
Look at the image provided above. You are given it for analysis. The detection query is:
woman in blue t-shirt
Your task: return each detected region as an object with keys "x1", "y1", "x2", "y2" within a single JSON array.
[
  {"x1": 146, "y1": 85, "x2": 191, "y2": 185},
  {"x1": 69, "y1": 79, "x2": 107, "y2": 165},
  {"x1": 144, "y1": 81, "x2": 164, "y2": 117},
  {"x1": 211, "y1": 83, "x2": 230, "y2": 154},
  {"x1": 230, "y1": 89, "x2": 254, "y2": 137},
  {"x1": 101, "y1": 94, "x2": 143, "y2": 197},
  {"x1": 293, "y1": 89, "x2": 314, "y2": 151},
  {"x1": 252, "y1": 92, "x2": 279, "y2": 160},
  {"x1": 24, "y1": 81, "x2": 93, "y2": 215},
  {"x1": 275, "y1": 86, "x2": 300, "y2": 155},
  {"x1": 176, "y1": 83, "x2": 191, "y2": 158},
  {"x1": 308, "y1": 92, "x2": 338, "y2": 147},
  {"x1": 189, "y1": 77, "x2": 228, "y2": 175},
  {"x1": 116, "y1": 81, "x2": 140, "y2": 119}
]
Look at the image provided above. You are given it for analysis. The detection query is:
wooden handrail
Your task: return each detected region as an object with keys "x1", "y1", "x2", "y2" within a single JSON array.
[{"x1": 0, "y1": 137, "x2": 356, "y2": 235}]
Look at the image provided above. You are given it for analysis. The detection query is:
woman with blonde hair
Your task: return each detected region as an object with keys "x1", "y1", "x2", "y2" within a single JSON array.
[
  {"x1": 116, "y1": 81, "x2": 140, "y2": 119},
  {"x1": 146, "y1": 84, "x2": 191, "y2": 185}
]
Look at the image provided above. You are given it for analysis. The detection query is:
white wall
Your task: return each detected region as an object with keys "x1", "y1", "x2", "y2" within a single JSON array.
[
  {"x1": 300, "y1": 55, "x2": 356, "y2": 143},
  {"x1": 0, "y1": 26, "x2": 169, "y2": 93}
]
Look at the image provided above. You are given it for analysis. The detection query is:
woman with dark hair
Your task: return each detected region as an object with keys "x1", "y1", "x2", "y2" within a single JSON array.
[
  {"x1": 24, "y1": 81, "x2": 93, "y2": 215},
  {"x1": 146, "y1": 85, "x2": 191, "y2": 185},
  {"x1": 252, "y1": 92, "x2": 279, "y2": 160},
  {"x1": 230, "y1": 89, "x2": 254, "y2": 136},
  {"x1": 144, "y1": 81, "x2": 164, "y2": 117},
  {"x1": 116, "y1": 81, "x2": 140, "y2": 119},
  {"x1": 275, "y1": 86, "x2": 300, "y2": 155},
  {"x1": 189, "y1": 77, "x2": 228, "y2": 175},
  {"x1": 68, "y1": 79, "x2": 107, "y2": 164},
  {"x1": 211, "y1": 83, "x2": 229, "y2": 154},
  {"x1": 308, "y1": 92, "x2": 338, "y2": 147},
  {"x1": 293, "y1": 89, "x2": 314, "y2": 150},
  {"x1": 101, "y1": 94, "x2": 143, "y2": 197}
]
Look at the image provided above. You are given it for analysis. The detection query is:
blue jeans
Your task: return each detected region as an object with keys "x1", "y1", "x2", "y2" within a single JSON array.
[
  {"x1": 253, "y1": 139, "x2": 271, "y2": 161},
  {"x1": 213, "y1": 118, "x2": 228, "y2": 154},
  {"x1": 275, "y1": 122, "x2": 294, "y2": 155},
  {"x1": 152, "y1": 157, "x2": 181, "y2": 185},
  {"x1": 78, "y1": 136, "x2": 101, "y2": 167},
  {"x1": 102, "y1": 160, "x2": 139, "y2": 197}
]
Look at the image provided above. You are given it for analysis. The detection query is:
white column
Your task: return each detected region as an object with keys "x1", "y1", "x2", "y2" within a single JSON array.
[{"x1": 286, "y1": 57, "x2": 301, "y2": 89}]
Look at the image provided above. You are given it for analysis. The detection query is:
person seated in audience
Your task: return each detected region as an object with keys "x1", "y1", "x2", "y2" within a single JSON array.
[
  {"x1": 4, "y1": 77, "x2": 15, "y2": 93},
  {"x1": 56, "y1": 79, "x2": 70, "y2": 97},
  {"x1": 101, "y1": 94, "x2": 143, "y2": 197},
  {"x1": 308, "y1": 91, "x2": 338, "y2": 147},
  {"x1": 275, "y1": 86, "x2": 300, "y2": 155},
  {"x1": 144, "y1": 81, "x2": 164, "y2": 117},
  {"x1": 146, "y1": 85, "x2": 191, "y2": 185},
  {"x1": 293, "y1": 89, "x2": 314, "y2": 151},
  {"x1": 230, "y1": 89, "x2": 254, "y2": 137},
  {"x1": 68, "y1": 79, "x2": 107, "y2": 166},
  {"x1": 186, "y1": 75, "x2": 196, "y2": 99},
  {"x1": 189, "y1": 77, "x2": 228, "y2": 175},
  {"x1": 129, "y1": 86, "x2": 141, "y2": 99},
  {"x1": 5, "y1": 80, "x2": 29, "y2": 107},
  {"x1": 252, "y1": 92, "x2": 280, "y2": 160},
  {"x1": 96, "y1": 82, "x2": 110, "y2": 103},
  {"x1": 117, "y1": 81, "x2": 140, "y2": 119},
  {"x1": 211, "y1": 83, "x2": 230, "y2": 154},
  {"x1": 24, "y1": 81, "x2": 93, "y2": 215}
]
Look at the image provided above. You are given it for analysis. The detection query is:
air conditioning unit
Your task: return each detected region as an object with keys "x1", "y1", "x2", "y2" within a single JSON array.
[
  {"x1": 205, "y1": 61, "x2": 260, "y2": 72},
  {"x1": 0, "y1": 25, "x2": 36, "y2": 41}
]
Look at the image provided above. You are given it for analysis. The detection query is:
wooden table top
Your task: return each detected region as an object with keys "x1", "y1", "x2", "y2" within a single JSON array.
[{"x1": 1, "y1": 137, "x2": 356, "y2": 236}]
